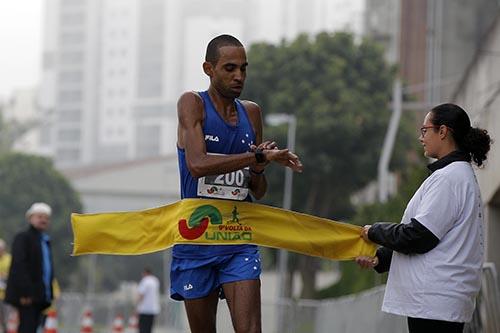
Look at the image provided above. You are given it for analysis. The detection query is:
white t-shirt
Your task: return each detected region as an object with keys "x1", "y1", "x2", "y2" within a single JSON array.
[
  {"x1": 382, "y1": 161, "x2": 484, "y2": 322},
  {"x1": 137, "y1": 275, "x2": 160, "y2": 315}
]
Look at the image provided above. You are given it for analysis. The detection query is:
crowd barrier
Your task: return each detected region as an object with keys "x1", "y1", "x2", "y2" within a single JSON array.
[{"x1": 50, "y1": 263, "x2": 499, "y2": 333}]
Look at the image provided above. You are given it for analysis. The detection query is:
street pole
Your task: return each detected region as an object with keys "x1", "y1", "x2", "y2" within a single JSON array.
[
  {"x1": 277, "y1": 115, "x2": 296, "y2": 299},
  {"x1": 377, "y1": 78, "x2": 402, "y2": 202},
  {"x1": 266, "y1": 114, "x2": 296, "y2": 333}
]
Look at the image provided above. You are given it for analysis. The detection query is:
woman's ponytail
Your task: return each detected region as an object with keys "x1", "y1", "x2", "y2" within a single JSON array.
[{"x1": 462, "y1": 127, "x2": 491, "y2": 167}]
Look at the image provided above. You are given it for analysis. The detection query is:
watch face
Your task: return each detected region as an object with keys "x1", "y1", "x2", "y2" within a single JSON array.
[{"x1": 255, "y1": 149, "x2": 266, "y2": 163}]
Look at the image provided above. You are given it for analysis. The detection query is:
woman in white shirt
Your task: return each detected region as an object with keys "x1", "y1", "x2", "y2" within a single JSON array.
[{"x1": 356, "y1": 103, "x2": 492, "y2": 333}]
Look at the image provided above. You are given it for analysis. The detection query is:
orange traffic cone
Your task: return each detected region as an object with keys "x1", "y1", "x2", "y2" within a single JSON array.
[
  {"x1": 127, "y1": 314, "x2": 139, "y2": 333},
  {"x1": 80, "y1": 309, "x2": 93, "y2": 333},
  {"x1": 6, "y1": 310, "x2": 18, "y2": 333},
  {"x1": 43, "y1": 310, "x2": 58, "y2": 333},
  {"x1": 111, "y1": 315, "x2": 124, "y2": 333}
]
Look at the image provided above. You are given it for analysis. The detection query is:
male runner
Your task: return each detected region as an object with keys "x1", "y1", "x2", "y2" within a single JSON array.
[{"x1": 173, "y1": 34, "x2": 302, "y2": 332}]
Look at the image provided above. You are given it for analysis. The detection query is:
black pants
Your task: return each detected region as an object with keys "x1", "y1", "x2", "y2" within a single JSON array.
[
  {"x1": 0, "y1": 302, "x2": 8, "y2": 333},
  {"x1": 18, "y1": 305, "x2": 43, "y2": 333},
  {"x1": 408, "y1": 317, "x2": 464, "y2": 333},
  {"x1": 139, "y1": 314, "x2": 155, "y2": 333}
]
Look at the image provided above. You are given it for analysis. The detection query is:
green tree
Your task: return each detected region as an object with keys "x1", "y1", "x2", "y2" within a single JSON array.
[
  {"x1": 0, "y1": 152, "x2": 83, "y2": 289},
  {"x1": 243, "y1": 32, "x2": 417, "y2": 298}
]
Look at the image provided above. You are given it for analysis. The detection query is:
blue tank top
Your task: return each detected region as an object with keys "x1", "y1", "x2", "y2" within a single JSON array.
[{"x1": 174, "y1": 91, "x2": 258, "y2": 258}]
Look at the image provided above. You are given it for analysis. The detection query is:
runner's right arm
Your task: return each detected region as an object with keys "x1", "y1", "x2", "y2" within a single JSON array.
[{"x1": 177, "y1": 92, "x2": 292, "y2": 178}]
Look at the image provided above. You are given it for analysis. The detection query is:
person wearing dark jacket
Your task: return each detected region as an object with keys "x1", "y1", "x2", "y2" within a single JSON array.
[
  {"x1": 5, "y1": 202, "x2": 55, "y2": 333},
  {"x1": 356, "y1": 104, "x2": 492, "y2": 333}
]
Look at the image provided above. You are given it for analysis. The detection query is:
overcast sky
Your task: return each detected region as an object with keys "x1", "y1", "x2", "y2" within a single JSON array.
[{"x1": 0, "y1": 0, "x2": 43, "y2": 100}]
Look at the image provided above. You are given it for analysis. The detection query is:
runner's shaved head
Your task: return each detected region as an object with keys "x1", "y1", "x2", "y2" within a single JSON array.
[{"x1": 205, "y1": 34, "x2": 244, "y2": 65}]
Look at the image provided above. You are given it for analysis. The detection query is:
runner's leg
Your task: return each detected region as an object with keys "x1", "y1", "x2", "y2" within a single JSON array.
[
  {"x1": 223, "y1": 279, "x2": 261, "y2": 333},
  {"x1": 184, "y1": 289, "x2": 219, "y2": 333}
]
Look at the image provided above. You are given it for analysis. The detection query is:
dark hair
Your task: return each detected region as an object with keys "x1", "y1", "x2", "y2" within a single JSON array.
[
  {"x1": 143, "y1": 267, "x2": 152, "y2": 274},
  {"x1": 430, "y1": 103, "x2": 491, "y2": 167},
  {"x1": 205, "y1": 34, "x2": 243, "y2": 65}
]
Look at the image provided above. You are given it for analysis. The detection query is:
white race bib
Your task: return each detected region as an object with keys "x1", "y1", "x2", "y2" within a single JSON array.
[{"x1": 198, "y1": 167, "x2": 250, "y2": 201}]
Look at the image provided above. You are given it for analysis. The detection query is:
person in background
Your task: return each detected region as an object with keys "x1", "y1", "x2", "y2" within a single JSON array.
[
  {"x1": 356, "y1": 103, "x2": 492, "y2": 333},
  {"x1": 5, "y1": 203, "x2": 55, "y2": 333},
  {"x1": 0, "y1": 239, "x2": 12, "y2": 333},
  {"x1": 136, "y1": 268, "x2": 160, "y2": 333}
]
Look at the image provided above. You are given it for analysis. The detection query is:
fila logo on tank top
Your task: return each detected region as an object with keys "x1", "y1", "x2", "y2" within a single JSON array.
[{"x1": 197, "y1": 91, "x2": 256, "y2": 201}]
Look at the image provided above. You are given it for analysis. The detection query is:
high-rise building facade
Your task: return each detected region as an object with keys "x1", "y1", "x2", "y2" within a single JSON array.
[{"x1": 41, "y1": 0, "x2": 366, "y2": 167}]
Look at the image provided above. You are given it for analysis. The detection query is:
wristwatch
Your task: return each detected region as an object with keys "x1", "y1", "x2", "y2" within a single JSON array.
[{"x1": 255, "y1": 148, "x2": 266, "y2": 164}]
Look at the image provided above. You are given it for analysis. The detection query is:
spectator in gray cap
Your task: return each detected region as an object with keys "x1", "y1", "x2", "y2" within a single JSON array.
[{"x1": 5, "y1": 202, "x2": 55, "y2": 333}]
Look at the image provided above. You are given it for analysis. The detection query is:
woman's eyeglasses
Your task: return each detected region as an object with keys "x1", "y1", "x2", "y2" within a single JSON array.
[{"x1": 420, "y1": 126, "x2": 440, "y2": 136}]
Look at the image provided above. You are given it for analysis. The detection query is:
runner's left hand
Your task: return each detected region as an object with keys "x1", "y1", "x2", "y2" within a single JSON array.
[{"x1": 272, "y1": 151, "x2": 303, "y2": 172}]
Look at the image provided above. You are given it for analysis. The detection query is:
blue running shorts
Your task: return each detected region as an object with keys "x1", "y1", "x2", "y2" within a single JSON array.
[{"x1": 170, "y1": 249, "x2": 261, "y2": 300}]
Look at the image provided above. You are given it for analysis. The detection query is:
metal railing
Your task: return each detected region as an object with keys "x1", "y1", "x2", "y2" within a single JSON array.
[
  {"x1": 465, "y1": 263, "x2": 500, "y2": 333},
  {"x1": 24, "y1": 262, "x2": 499, "y2": 333},
  {"x1": 54, "y1": 286, "x2": 403, "y2": 333}
]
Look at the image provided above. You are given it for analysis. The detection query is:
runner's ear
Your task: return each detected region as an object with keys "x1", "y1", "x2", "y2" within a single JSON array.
[{"x1": 203, "y1": 62, "x2": 213, "y2": 77}]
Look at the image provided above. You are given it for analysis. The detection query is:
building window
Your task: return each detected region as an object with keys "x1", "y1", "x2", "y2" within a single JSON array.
[
  {"x1": 136, "y1": 124, "x2": 160, "y2": 158},
  {"x1": 56, "y1": 148, "x2": 80, "y2": 162},
  {"x1": 60, "y1": 12, "x2": 85, "y2": 26},
  {"x1": 58, "y1": 90, "x2": 83, "y2": 103},
  {"x1": 59, "y1": 31, "x2": 85, "y2": 45},
  {"x1": 57, "y1": 129, "x2": 81, "y2": 141},
  {"x1": 60, "y1": 51, "x2": 84, "y2": 65},
  {"x1": 59, "y1": 71, "x2": 83, "y2": 84},
  {"x1": 134, "y1": 105, "x2": 165, "y2": 118},
  {"x1": 61, "y1": 0, "x2": 86, "y2": 8},
  {"x1": 58, "y1": 109, "x2": 82, "y2": 122}
]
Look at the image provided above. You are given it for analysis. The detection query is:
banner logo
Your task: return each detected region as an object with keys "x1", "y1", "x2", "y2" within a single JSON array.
[
  {"x1": 178, "y1": 205, "x2": 252, "y2": 241},
  {"x1": 178, "y1": 205, "x2": 221, "y2": 240}
]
